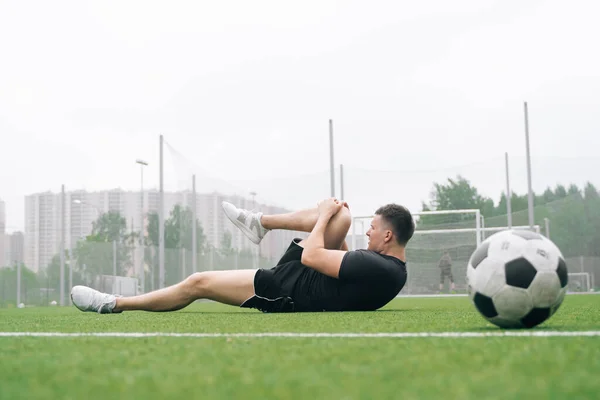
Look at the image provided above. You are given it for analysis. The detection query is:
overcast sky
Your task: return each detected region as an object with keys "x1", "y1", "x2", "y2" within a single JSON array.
[{"x1": 1, "y1": 0, "x2": 599, "y2": 232}]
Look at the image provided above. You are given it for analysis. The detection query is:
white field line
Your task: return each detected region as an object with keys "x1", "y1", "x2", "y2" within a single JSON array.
[
  {"x1": 395, "y1": 292, "x2": 599, "y2": 298},
  {"x1": 0, "y1": 331, "x2": 599, "y2": 338}
]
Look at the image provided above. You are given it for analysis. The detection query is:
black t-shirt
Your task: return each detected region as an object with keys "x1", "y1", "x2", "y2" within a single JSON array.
[{"x1": 290, "y1": 250, "x2": 407, "y2": 312}]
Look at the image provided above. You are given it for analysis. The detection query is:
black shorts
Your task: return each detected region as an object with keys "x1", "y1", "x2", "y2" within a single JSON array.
[
  {"x1": 440, "y1": 268, "x2": 454, "y2": 283},
  {"x1": 240, "y1": 238, "x2": 305, "y2": 313}
]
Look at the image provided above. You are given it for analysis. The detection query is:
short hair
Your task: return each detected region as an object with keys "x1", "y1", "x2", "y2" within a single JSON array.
[{"x1": 375, "y1": 204, "x2": 415, "y2": 246}]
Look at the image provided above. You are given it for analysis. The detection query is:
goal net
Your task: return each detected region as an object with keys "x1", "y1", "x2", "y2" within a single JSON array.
[
  {"x1": 567, "y1": 272, "x2": 592, "y2": 293},
  {"x1": 351, "y1": 210, "x2": 540, "y2": 295}
]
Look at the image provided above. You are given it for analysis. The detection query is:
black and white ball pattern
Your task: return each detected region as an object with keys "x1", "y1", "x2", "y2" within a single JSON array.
[{"x1": 466, "y1": 230, "x2": 568, "y2": 329}]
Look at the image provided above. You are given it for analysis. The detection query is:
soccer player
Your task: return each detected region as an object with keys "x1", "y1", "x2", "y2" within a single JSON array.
[
  {"x1": 70, "y1": 198, "x2": 414, "y2": 314},
  {"x1": 438, "y1": 250, "x2": 455, "y2": 293}
]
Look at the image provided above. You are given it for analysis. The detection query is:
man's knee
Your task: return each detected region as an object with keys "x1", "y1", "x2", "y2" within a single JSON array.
[
  {"x1": 184, "y1": 272, "x2": 211, "y2": 296},
  {"x1": 335, "y1": 206, "x2": 352, "y2": 229}
]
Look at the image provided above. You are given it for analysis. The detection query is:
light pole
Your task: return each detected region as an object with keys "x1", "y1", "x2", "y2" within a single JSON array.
[
  {"x1": 136, "y1": 159, "x2": 148, "y2": 293},
  {"x1": 6, "y1": 226, "x2": 23, "y2": 308},
  {"x1": 249, "y1": 191, "x2": 259, "y2": 268}
]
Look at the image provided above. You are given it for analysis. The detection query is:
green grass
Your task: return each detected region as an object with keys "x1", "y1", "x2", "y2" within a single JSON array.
[{"x1": 1, "y1": 295, "x2": 599, "y2": 400}]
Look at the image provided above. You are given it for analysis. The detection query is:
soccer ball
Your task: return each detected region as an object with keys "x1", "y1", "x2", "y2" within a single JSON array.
[{"x1": 466, "y1": 230, "x2": 568, "y2": 329}]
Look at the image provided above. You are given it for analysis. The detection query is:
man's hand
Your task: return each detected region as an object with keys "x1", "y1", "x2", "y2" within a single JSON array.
[
  {"x1": 317, "y1": 198, "x2": 344, "y2": 218},
  {"x1": 301, "y1": 197, "x2": 349, "y2": 279}
]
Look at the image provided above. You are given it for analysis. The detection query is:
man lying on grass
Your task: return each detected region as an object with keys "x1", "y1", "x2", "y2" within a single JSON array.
[{"x1": 71, "y1": 198, "x2": 414, "y2": 314}]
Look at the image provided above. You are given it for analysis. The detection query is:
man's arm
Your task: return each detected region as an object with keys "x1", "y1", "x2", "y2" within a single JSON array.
[{"x1": 300, "y1": 199, "x2": 347, "y2": 279}]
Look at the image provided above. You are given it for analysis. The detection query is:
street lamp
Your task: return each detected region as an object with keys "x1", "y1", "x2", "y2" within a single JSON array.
[
  {"x1": 73, "y1": 198, "x2": 96, "y2": 232},
  {"x1": 249, "y1": 191, "x2": 259, "y2": 268},
  {"x1": 73, "y1": 198, "x2": 101, "y2": 237},
  {"x1": 73, "y1": 199, "x2": 101, "y2": 214},
  {"x1": 136, "y1": 159, "x2": 148, "y2": 293}
]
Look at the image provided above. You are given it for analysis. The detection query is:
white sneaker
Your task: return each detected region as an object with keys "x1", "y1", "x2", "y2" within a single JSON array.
[
  {"x1": 222, "y1": 201, "x2": 269, "y2": 244},
  {"x1": 71, "y1": 285, "x2": 121, "y2": 314}
]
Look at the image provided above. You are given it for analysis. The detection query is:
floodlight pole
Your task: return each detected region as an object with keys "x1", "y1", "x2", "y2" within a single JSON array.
[
  {"x1": 192, "y1": 174, "x2": 197, "y2": 273},
  {"x1": 505, "y1": 152, "x2": 512, "y2": 228},
  {"x1": 340, "y1": 164, "x2": 345, "y2": 200},
  {"x1": 329, "y1": 119, "x2": 335, "y2": 198},
  {"x1": 69, "y1": 248, "x2": 73, "y2": 305},
  {"x1": 16, "y1": 260, "x2": 21, "y2": 306},
  {"x1": 524, "y1": 102, "x2": 535, "y2": 229},
  {"x1": 159, "y1": 135, "x2": 165, "y2": 289},
  {"x1": 60, "y1": 184, "x2": 65, "y2": 306},
  {"x1": 136, "y1": 159, "x2": 148, "y2": 293}
]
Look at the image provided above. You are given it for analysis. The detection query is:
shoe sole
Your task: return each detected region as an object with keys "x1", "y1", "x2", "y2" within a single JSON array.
[
  {"x1": 70, "y1": 294, "x2": 82, "y2": 311},
  {"x1": 70, "y1": 288, "x2": 86, "y2": 312},
  {"x1": 222, "y1": 203, "x2": 261, "y2": 244}
]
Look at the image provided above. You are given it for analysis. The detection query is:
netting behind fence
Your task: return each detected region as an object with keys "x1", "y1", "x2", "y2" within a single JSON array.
[{"x1": 6, "y1": 152, "x2": 600, "y2": 306}]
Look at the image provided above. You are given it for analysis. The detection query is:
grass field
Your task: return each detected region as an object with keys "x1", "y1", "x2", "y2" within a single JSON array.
[{"x1": 1, "y1": 295, "x2": 599, "y2": 400}]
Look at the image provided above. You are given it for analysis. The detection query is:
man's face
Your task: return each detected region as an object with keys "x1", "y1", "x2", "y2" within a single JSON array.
[{"x1": 366, "y1": 215, "x2": 390, "y2": 252}]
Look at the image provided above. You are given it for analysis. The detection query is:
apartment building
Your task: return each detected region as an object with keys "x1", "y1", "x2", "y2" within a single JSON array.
[{"x1": 25, "y1": 189, "x2": 301, "y2": 272}]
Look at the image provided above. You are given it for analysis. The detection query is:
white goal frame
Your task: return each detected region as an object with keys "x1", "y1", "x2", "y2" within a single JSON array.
[
  {"x1": 567, "y1": 272, "x2": 592, "y2": 293},
  {"x1": 352, "y1": 209, "x2": 482, "y2": 250},
  {"x1": 351, "y1": 209, "x2": 542, "y2": 251}
]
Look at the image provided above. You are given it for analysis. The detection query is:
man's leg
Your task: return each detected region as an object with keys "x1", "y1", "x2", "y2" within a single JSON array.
[
  {"x1": 109, "y1": 202, "x2": 352, "y2": 313},
  {"x1": 223, "y1": 201, "x2": 351, "y2": 250},
  {"x1": 261, "y1": 205, "x2": 351, "y2": 250},
  {"x1": 71, "y1": 270, "x2": 256, "y2": 314}
]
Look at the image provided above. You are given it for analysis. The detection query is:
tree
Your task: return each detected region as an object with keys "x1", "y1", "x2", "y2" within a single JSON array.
[
  {"x1": 0, "y1": 264, "x2": 43, "y2": 306},
  {"x1": 219, "y1": 230, "x2": 236, "y2": 257},
  {"x1": 146, "y1": 206, "x2": 206, "y2": 250},
  {"x1": 165, "y1": 205, "x2": 205, "y2": 251},
  {"x1": 567, "y1": 184, "x2": 580, "y2": 196},
  {"x1": 429, "y1": 175, "x2": 489, "y2": 210},
  {"x1": 420, "y1": 177, "x2": 600, "y2": 262},
  {"x1": 90, "y1": 211, "x2": 129, "y2": 242},
  {"x1": 41, "y1": 253, "x2": 85, "y2": 302},
  {"x1": 583, "y1": 182, "x2": 600, "y2": 257},
  {"x1": 36, "y1": 212, "x2": 132, "y2": 303},
  {"x1": 146, "y1": 211, "x2": 159, "y2": 246},
  {"x1": 145, "y1": 205, "x2": 207, "y2": 287},
  {"x1": 584, "y1": 182, "x2": 599, "y2": 201},
  {"x1": 420, "y1": 175, "x2": 492, "y2": 227},
  {"x1": 542, "y1": 188, "x2": 556, "y2": 204},
  {"x1": 74, "y1": 211, "x2": 133, "y2": 280},
  {"x1": 554, "y1": 184, "x2": 568, "y2": 199},
  {"x1": 510, "y1": 193, "x2": 529, "y2": 213}
]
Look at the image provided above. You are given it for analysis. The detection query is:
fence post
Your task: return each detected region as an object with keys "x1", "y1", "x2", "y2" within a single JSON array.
[{"x1": 113, "y1": 240, "x2": 117, "y2": 276}]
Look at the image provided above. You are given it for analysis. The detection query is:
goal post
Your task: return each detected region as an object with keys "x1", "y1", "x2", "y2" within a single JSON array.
[
  {"x1": 351, "y1": 209, "x2": 482, "y2": 251},
  {"x1": 350, "y1": 210, "x2": 540, "y2": 295},
  {"x1": 567, "y1": 272, "x2": 592, "y2": 293}
]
